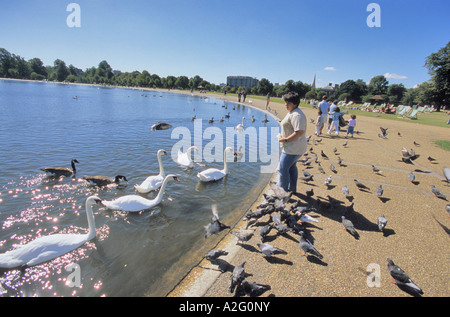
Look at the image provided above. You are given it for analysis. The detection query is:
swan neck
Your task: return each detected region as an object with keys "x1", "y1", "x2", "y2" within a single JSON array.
[
  {"x1": 86, "y1": 201, "x2": 96, "y2": 240},
  {"x1": 223, "y1": 150, "x2": 229, "y2": 173},
  {"x1": 157, "y1": 152, "x2": 165, "y2": 176},
  {"x1": 154, "y1": 177, "x2": 170, "y2": 203}
]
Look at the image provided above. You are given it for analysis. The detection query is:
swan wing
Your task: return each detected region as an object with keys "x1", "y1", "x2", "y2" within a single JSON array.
[
  {"x1": 197, "y1": 168, "x2": 226, "y2": 182},
  {"x1": 135, "y1": 174, "x2": 164, "y2": 193},
  {"x1": 102, "y1": 195, "x2": 154, "y2": 212},
  {"x1": 177, "y1": 150, "x2": 194, "y2": 168},
  {"x1": 0, "y1": 234, "x2": 89, "y2": 269}
]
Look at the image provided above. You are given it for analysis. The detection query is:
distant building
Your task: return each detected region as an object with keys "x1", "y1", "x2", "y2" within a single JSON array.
[
  {"x1": 227, "y1": 76, "x2": 258, "y2": 89},
  {"x1": 321, "y1": 82, "x2": 339, "y2": 96}
]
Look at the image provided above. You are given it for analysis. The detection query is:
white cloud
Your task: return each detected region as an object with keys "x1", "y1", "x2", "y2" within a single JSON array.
[
  {"x1": 384, "y1": 72, "x2": 408, "y2": 80},
  {"x1": 324, "y1": 66, "x2": 336, "y2": 71}
]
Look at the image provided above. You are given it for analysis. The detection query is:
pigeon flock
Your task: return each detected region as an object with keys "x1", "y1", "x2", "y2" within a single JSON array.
[{"x1": 199, "y1": 122, "x2": 448, "y2": 298}]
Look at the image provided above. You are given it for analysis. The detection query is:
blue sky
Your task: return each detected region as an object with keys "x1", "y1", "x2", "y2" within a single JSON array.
[{"x1": 1, "y1": 0, "x2": 449, "y2": 88}]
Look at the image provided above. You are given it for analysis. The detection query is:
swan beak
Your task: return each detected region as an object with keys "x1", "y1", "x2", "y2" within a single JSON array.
[
  {"x1": 173, "y1": 176, "x2": 181, "y2": 182},
  {"x1": 94, "y1": 198, "x2": 104, "y2": 206},
  {"x1": 163, "y1": 151, "x2": 168, "y2": 155}
]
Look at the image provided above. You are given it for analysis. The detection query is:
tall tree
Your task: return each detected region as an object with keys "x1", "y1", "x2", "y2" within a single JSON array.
[
  {"x1": 387, "y1": 83, "x2": 406, "y2": 104},
  {"x1": 424, "y1": 41, "x2": 450, "y2": 111},
  {"x1": 54, "y1": 59, "x2": 69, "y2": 82},
  {"x1": 368, "y1": 75, "x2": 389, "y2": 95}
]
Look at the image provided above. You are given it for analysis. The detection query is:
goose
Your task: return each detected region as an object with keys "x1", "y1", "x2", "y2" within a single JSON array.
[
  {"x1": 219, "y1": 117, "x2": 224, "y2": 122},
  {"x1": 191, "y1": 114, "x2": 196, "y2": 121},
  {"x1": 41, "y1": 158, "x2": 79, "y2": 178},
  {"x1": 235, "y1": 117, "x2": 245, "y2": 133},
  {"x1": 83, "y1": 175, "x2": 128, "y2": 187},
  {"x1": 251, "y1": 115, "x2": 255, "y2": 123},
  {"x1": 101, "y1": 175, "x2": 180, "y2": 212},
  {"x1": 134, "y1": 149, "x2": 168, "y2": 193},
  {"x1": 208, "y1": 117, "x2": 214, "y2": 124},
  {"x1": 197, "y1": 147, "x2": 234, "y2": 182},
  {"x1": 0, "y1": 196, "x2": 101, "y2": 269},
  {"x1": 224, "y1": 112, "x2": 230, "y2": 119},
  {"x1": 262, "y1": 114, "x2": 269, "y2": 123},
  {"x1": 176, "y1": 146, "x2": 199, "y2": 168}
]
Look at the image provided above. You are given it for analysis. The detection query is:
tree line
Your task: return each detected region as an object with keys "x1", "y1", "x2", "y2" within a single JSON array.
[{"x1": 1, "y1": 41, "x2": 448, "y2": 110}]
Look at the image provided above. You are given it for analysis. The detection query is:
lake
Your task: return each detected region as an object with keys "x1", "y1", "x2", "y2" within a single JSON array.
[{"x1": 0, "y1": 80, "x2": 279, "y2": 297}]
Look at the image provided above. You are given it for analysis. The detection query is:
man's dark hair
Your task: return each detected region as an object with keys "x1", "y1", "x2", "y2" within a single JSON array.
[{"x1": 284, "y1": 92, "x2": 300, "y2": 107}]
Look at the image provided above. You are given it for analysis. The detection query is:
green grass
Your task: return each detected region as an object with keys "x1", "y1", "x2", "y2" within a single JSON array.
[{"x1": 434, "y1": 140, "x2": 450, "y2": 151}]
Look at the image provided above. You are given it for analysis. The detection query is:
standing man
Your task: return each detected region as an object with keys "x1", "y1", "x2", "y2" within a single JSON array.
[
  {"x1": 266, "y1": 92, "x2": 271, "y2": 110},
  {"x1": 318, "y1": 96, "x2": 330, "y2": 135},
  {"x1": 327, "y1": 100, "x2": 338, "y2": 130}
]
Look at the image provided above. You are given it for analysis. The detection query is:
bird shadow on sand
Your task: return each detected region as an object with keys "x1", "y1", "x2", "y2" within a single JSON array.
[
  {"x1": 236, "y1": 243, "x2": 259, "y2": 253},
  {"x1": 304, "y1": 255, "x2": 328, "y2": 266},
  {"x1": 263, "y1": 256, "x2": 293, "y2": 266},
  {"x1": 432, "y1": 215, "x2": 450, "y2": 236},
  {"x1": 378, "y1": 197, "x2": 391, "y2": 203}
]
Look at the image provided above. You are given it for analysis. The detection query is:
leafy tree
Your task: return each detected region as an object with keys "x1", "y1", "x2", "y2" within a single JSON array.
[
  {"x1": 54, "y1": 59, "x2": 69, "y2": 82},
  {"x1": 255, "y1": 78, "x2": 273, "y2": 96},
  {"x1": 175, "y1": 75, "x2": 189, "y2": 89},
  {"x1": 387, "y1": 83, "x2": 406, "y2": 104},
  {"x1": 368, "y1": 75, "x2": 389, "y2": 95},
  {"x1": 28, "y1": 58, "x2": 48, "y2": 78},
  {"x1": 0, "y1": 48, "x2": 16, "y2": 78},
  {"x1": 424, "y1": 41, "x2": 450, "y2": 111}
]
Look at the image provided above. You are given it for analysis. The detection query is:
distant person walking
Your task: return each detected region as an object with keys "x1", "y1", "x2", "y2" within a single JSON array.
[
  {"x1": 327, "y1": 107, "x2": 343, "y2": 135},
  {"x1": 266, "y1": 93, "x2": 270, "y2": 110},
  {"x1": 318, "y1": 96, "x2": 330, "y2": 134},
  {"x1": 242, "y1": 90, "x2": 247, "y2": 102},
  {"x1": 238, "y1": 91, "x2": 241, "y2": 102},
  {"x1": 327, "y1": 100, "x2": 338, "y2": 130},
  {"x1": 277, "y1": 92, "x2": 307, "y2": 193}
]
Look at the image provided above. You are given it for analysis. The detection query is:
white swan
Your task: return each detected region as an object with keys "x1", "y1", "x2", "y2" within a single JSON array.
[
  {"x1": 0, "y1": 196, "x2": 101, "y2": 269},
  {"x1": 197, "y1": 147, "x2": 234, "y2": 182},
  {"x1": 101, "y1": 175, "x2": 180, "y2": 212},
  {"x1": 235, "y1": 117, "x2": 245, "y2": 133},
  {"x1": 176, "y1": 146, "x2": 199, "y2": 168},
  {"x1": 134, "y1": 149, "x2": 168, "y2": 193}
]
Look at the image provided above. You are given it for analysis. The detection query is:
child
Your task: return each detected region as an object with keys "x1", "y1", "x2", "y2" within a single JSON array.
[
  {"x1": 345, "y1": 114, "x2": 356, "y2": 137},
  {"x1": 315, "y1": 109, "x2": 323, "y2": 135},
  {"x1": 327, "y1": 107, "x2": 342, "y2": 135}
]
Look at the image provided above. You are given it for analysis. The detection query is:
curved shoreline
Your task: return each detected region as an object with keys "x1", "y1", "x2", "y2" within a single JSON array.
[{"x1": 166, "y1": 90, "x2": 450, "y2": 297}]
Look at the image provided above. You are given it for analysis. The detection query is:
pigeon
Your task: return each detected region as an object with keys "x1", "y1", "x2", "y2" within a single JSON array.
[
  {"x1": 299, "y1": 231, "x2": 323, "y2": 259},
  {"x1": 443, "y1": 167, "x2": 450, "y2": 183},
  {"x1": 387, "y1": 258, "x2": 423, "y2": 295},
  {"x1": 431, "y1": 185, "x2": 447, "y2": 200},
  {"x1": 372, "y1": 165, "x2": 382, "y2": 174},
  {"x1": 317, "y1": 163, "x2": 325, "y2": 174},
  {"x1": 313, "y1": 154, "x2": 319, "y2": 163},
  {"x1": 380, "y1": 127, "x2": 388, "y2": 136},
  {"x1": 205, "y1": 249, "x2": 228, "y2": 261},
  {"x1": 408, "y1": 171, "x2": 415, "y2": 183},
  {"x1": 342, "y1": 184, "x2": 350, "y2": 198},
  {"x1": 378, "y1": 133, "x2": 387, "y2": 139},
  {"x1": 259, "y1": 224, "x2": 272, "y2": 241},
  {"x1": 300, "y1": 174, "x2": 314, "y2": 183},
  {"x1": 413, "y1": 141, "x2": 420, "y2": 146},
  {"x1": 428, "y1": 156, "x2": 436, "y2": 163},
  {"x1": 269, "y1": 183, "x2": 292, "y2": 203},
  {"x1": 342, "y1": 216, "x2": 358, "y2": 237},
  {"x1": 325, "y1": 175, "x2": 332, "y2": 187},
  {"x1": 295, "y1": 210, "x2": 319, "y2": 223},
  {"x1": 337, "y1": 157, "x2": 343, "y2": 166},
  {"x1": 320, "y1": 150, "x2": 329, "y2": 159},
  {"x1": 239, "y1": 280, "x2": 271, "y2": 297},
  {"x1": 377, "y1": 214, "x2": 387, "y2": 232},
  {"x1": 231, "y1": 230, "x2": 254, "y2": 244},
  {"x1": 446, "y1": 204, "x2": 450, "y2": 215},
  {"x1": 302, "y1": 170, "x2": 312, "y2": 177},
  {"x1": 354, "y1": 179, "x2": 370, "y2": 190},
  {"x1": 343, "y1": 141, "x2": 348, "y2": 147},
  {"x1": 204, "y1": 205, "x2": 230, "y2": 238},
  {"x1": 376, "y1": 185, "x2": 384, "y2": 197},
  {"x1": 257, "y1": 243, "x2": 287, "y2": 257},
  {"x1": 330, "y1": 164, "x2": 336, "y2": 173},
  {"x1": 229, "y1": 261, "x2": 246, "y2": 293},
  {"x1": 333, "y1": 147, "x2": 338, "y2": 154}
]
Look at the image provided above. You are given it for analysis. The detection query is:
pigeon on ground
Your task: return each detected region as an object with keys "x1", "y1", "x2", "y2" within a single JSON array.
[
  {"x1": 342, "y1": 216, "x2": 358, "y2": 237},
  {"x1": 269, "y1": 183, "x2": 292, "y2": 203},
  {"x1": 229, "y1": 261, "x2": 246, "y2": 293},
  {"x1": 317, "y1": 163, "x2": 325, "y2": 174},
  {"x1": 321, "y1": 150, "x2": 329, "y2": 159},
  {"x1": 378, "y1": 214, "x2": 387, "y2": 232},
  {"x1": 295, "y1": 210, "x2": 319, "y2": 223},
  {"x1": 387, "y1": 258, "x2": 423, "y2": 295},
  {"x1": 413, "y1": 141, "x2": 420, "y2": 146},
  {"x1": 354, "y1": 179, "x2": 370, "y2": 190},
  {"x1": 337, "y1": 157, "x2": 343, "y2": 166},
  {"x1": 325, "y1": 175, "x2": 332, "y2": 187},
  {"x1": 259, "y1": 224, "x2": 272, "y2": 241},
  {"x1": 343, "y1": 141, "x2": 348, "y2": 147},
  {"x1": 205, "y1": 249, "x2": 228, "y2": 261},
  {"x1": 257, "y1": 243, "x2": 287, "y2": 257},
  {"x1": 204, "y1": 204, "x2": 230, "y2": 238},
  {"x1": 380, "y1": 127, "x2": 388, "y2": 136},
  {"x1": 300, "y1": 174, "x2": 314, "y2": 183},
  {"x1": 427, "y1": 156, "x2": 436, "y2": 163},
  {"x1": 239, "y1": 280, "x2": 271, "y2": 297},
  {"x1": 408, "y1": 171, "x2": 415, "y2": 183},
  {"x1": 231, "y1": 230, "x2": 254, "y2": 244},
  {"x1": 299, "y1": 231, "x2": 323, "y2": 259},
  {"x1": 372, "y1": 165, "x2": 383, "y2": 174},
  {"x1": 446, "y1": 204, "x2": 450, "y2": 215},
  {"x1": 333, "y1": 147, "x2": 338, "y2": 154},
  {"x1": 330, "y1": 164, "x2": 336, "y2": 173},
  {"x1": 431, "y1": 185, "x2": 447, "y2": 200},
  {"x1": 342, "y1": 184, "x2": 350, "y2": 198},
  {"x1": 376, "y1": 185, "x2": 384, "y2": 197}
]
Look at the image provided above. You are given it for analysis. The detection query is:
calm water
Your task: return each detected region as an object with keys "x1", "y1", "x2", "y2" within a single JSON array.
[{"x1": 0, "y1": 80, "x2": 279, "y2": 297}]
